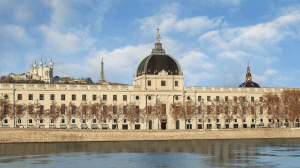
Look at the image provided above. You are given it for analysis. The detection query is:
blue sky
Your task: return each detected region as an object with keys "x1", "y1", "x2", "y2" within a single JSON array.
[{"x1": 1, "y1": 0, "x2": 300, "y2": 88}]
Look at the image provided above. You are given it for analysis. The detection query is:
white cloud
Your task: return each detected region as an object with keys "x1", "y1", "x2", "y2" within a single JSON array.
[
  {"x1": 0, "y1": 24, "x2": 35, "y2": 47},
  {"x1": 218, "y1": 51, "x2": 247, "y2": 59},
  {"x1": 179, "y1": 51, "x2": 214, "y2": 70},
  {"x1": 265, "y1": 69, "x2": 278, "y2": 76},
  {"x1": 38, "y1": 25, "x2": 95, "y2": 54},
  {"x1": 199, "y1": 10, "x2": 300, "y2": 52},
  {"x1": 136, "y1": 3, "x2": 222, "y2": 35},
  {"x1": 85, "y1": 44, "x2": 153, "y2": 75},
  {"x1": 13, "y1": 4, "x2": 33, "y2": 22}
]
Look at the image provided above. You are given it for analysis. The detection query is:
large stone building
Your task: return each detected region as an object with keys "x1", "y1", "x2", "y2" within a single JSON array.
[{"x1": 0, "y1": 31, "x2": 297, "y2": 129}]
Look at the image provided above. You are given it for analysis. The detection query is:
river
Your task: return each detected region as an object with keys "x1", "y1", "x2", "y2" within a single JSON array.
[{"x1": 0, "y1": 139, "x2": 300, "y2": 167}]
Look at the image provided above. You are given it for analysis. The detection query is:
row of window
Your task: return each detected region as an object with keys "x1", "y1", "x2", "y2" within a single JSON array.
[
  {"x1": 197, "y1": 96, "x2": 260, "y2": 102},
  {"x1": 12, "y1": 118, "x2": 296, "y2": 125},
  {"x1": 147, "y1": 80, "x2": 179, "y2": 87},
  {"x1": 18, "y1": 94, "x2": 131, "y2": 101},
  {"x1": 17, "y1": 94, "x2": 157, "y2": 101}
]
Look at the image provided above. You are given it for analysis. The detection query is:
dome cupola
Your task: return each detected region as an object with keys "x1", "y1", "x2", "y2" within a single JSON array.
[
  {"x1": 136, "y1": 29, "x2": 181, "y2": 77},
  {"x1": 239, "y1": 61, "x2": 260, "y2": 87}
]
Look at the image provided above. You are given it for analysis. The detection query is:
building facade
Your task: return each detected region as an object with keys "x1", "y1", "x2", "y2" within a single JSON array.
[{"x1": 0, "y1": 32, "x2": 298, "y2": 129}]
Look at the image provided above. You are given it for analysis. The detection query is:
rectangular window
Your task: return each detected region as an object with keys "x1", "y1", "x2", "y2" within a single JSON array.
[
  {"x1": 40, "y1": 119, "x2": 43, "y2": 123},
  {"x1": 93, "y1": 95, "x2": 97, "y2": 101},
  {"x1": 260, "y1": 106, "x2": 263, "y2": 114},
  {"x1": 113, "y1": 106, "x2": 117, "y2": 114},
  {"x1": 124, "y1": 119, "x2": 127, "y2": 123},
  {"x1": 61, "y1": 104, "x2": 66, "y2": 114},
  {"x1": 93, "y1": 119, "x2": 96, "y2": 123},
  {"x1": 123, "y1": 95, "x2": 127, "y2": 101},
  {"x1": 243, "y1": 96, "x2": 246, "y2": 101},
  {"x1": 147, "y1": 106, "x2": 152, "y2": 114},
  {"x1": 135, "y1": 106, "x2": 139, "y2": 114},
  {"x1": 148, "y1": 80, "x2": 151, "y2": 86},
  {"x1": 260, "y1": 97, "x2": 263, "y2": 102},
  {"x1": 198, "y1": 96, "x2": 202, "y2": 101},
  {"x1": 234, "y1": 96, "x2": 237, "y2": 102},
  {"x1": 216, "y1": 96, "x2": 219, "y2": 101},
  {"x1": 207, "y1": 96, "x2": 211, "y2": 101},
  {"x1": 175, "y1": 81, "x2": 178, "y2": 86},
  {"x1": 162, "y1": 104, "x2": 166, "y2": 114},
  {"x1": 29, "y1": 94, "x2": 33, "y2": 100},
  {"x1": 62, "y1": 119, "x2": 65, "y2": 123},
  {"x1": 18, "y1": 94, "x2": 22, "y2": 100},
  {"x1": 207, "y1": 106, "x2": 211, "y2": 114},
  {"x1": 72, "y1": 119, "x2": 75, "y2": 123},
  {"x1": 217, "y1": 119, "x2": 220, "y2": 123},
  {"x1": 103, "y1": 106, "x2": 107, "y2": 113},
  {"x1": 161, "y1": 81, "x2": 166, "y2": 86},
  {"x1": 40, "y1": 94, "x2": 44, "y2": 100},
  {"x1": 251, "y1": 106, "x2": 254, "y2": 115},
  {"x1": 252, "y1": 119, "x2": 254, "y2": 122},
  {"x1": 123, "y1": 106, "x2": 127, "y2": 114},
  {"x1": 225, "y1": 96, "x2": 228, "y2": 102},
  {"x1": 234, "y1": 119, "x2": 237, "y2": 122},
  {"x1": 50, "y1": 94, "x2": 55, "y2": 100},
  {"x1": 113, "y1": 95, "x2": 117, "y2": 101},
  {"x1": 269, "y1": 119, "x2": 272, "y2": 122},
  {"x1": 82, "y1": 94, "x2": 86, "y2": 101},
  {"x1": 261, "y1": 119, "x2": 263, "y2": 122},
  {"x1": 29, "y1": 119, "x2": 32, "y2": 123},
  {"x1": 198, "y1": 106, "x2": 202, "y2": 114},
  {"x1": 103, "y1": 95, "x2": 107, "y2": 101},
  {"x1": 61, "y1": 94, "x2": 65, "y2": 100},
  {"x1": 233, "y1": 106, "x2": 237, "y2": 114},
  {"x1": 114, "y1": 119, "x2": 117, "y2": 123},
  {"x1": 225, "y1": 106, "x2": 228, "y2": 114},
  {"x1": 251, "y1": 97, "x2": 254, "y2": 102},
  {"x1": 40, "y1": 105, "x2": 44, "y2": 114},
  {"x1": 72, "y1": 94, "x2": 76, "y2": 101}
]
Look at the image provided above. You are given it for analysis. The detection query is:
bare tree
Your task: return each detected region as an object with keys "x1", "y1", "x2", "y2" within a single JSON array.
[
  {"x1": 184, "y1": 100, "x2": 197, "y2": 129},
  {"x1": 28, "y1": 100, "x2": 44, "y2": 127},
  {"x1": 123, "y1": 102, "x2": 139, "y2": 129},
  {"x1": 79, "y1": 100, "x2": 89, "y2": 126},
  {"x1": 169, "y1": 102, "x2": 184, "y2": 125},
  {"x1": 0, "y1": 97, "x2": 12, "y2": 127},
  {"x1": 66, "y1": 102, "x2": 79, "y2": 127},
  {"x1": 47, "y1": 101, "x2": 60, "y2": 128},
  {"x1": 281, "y1": 89, "x2": 300, "y2": 127},
  {"x1": 12, "y1": 103, "x2": 26, "y2": 127},
  {"x1": 236, "y1": 96, "x2": 250, "y2": 126},
  {"x1": 152, "y1": 99, "x2": 165, "y2": 130},
  {"x1": 261, "y1": 93, "x2": 281, "y2": 124}
]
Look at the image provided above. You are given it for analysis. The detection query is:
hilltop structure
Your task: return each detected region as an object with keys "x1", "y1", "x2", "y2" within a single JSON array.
[{"x1": 0, "y1": 30, "x2": 297, "y2": 130}]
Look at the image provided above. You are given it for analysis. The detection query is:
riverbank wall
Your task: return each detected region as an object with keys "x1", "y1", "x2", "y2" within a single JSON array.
[{"x1": 1, "y1": 128, "x2": 300, "y2": 143}]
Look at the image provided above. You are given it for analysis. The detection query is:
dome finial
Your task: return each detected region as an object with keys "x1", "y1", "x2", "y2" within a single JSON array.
[{"x1": 156, "y1": 28, "x2": 161, "y2": 43}]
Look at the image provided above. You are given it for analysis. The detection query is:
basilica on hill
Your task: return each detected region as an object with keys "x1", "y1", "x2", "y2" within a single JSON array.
[{"x1": 0, "y1": 30, "x2": 295, "y2": 130}]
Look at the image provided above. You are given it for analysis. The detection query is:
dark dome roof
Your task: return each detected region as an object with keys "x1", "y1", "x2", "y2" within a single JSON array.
[
  {"x1": 136, "y1": 54, "x2": 181, "y2": 76},
  {"x1": 239, "y1": 81, "x2": 260, "y2": 87}
]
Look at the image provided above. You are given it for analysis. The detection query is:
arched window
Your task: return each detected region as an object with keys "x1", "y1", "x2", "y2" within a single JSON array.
[
  {"x1": 4, "y1": 119, "x2": 8, "y2": 123},
  {"x1": 4, "y1": 94, "x2": 8, "y2": 99}
]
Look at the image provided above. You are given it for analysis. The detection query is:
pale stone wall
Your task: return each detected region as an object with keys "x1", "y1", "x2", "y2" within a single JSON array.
[
  {"x1": 1, "y1": 83, "x2": 299, "y2": 130},
  {"x1": 1, "y1": 128, "x2": 300, "y2": 143}
]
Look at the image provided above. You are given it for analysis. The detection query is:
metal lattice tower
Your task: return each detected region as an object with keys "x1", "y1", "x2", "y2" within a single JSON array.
[{"x1": 99, "y1": 58, "x2": 106, "y2": 83}]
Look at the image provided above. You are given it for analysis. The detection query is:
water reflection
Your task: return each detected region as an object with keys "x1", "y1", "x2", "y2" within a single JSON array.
[{"x1": 0, "y1": 139, "x2": 300, "y2": 167}]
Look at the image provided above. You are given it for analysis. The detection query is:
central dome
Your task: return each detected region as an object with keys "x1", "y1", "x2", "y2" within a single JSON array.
[{"x1": 136, "y1": 30, "x2": 181, "y2": 77}]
